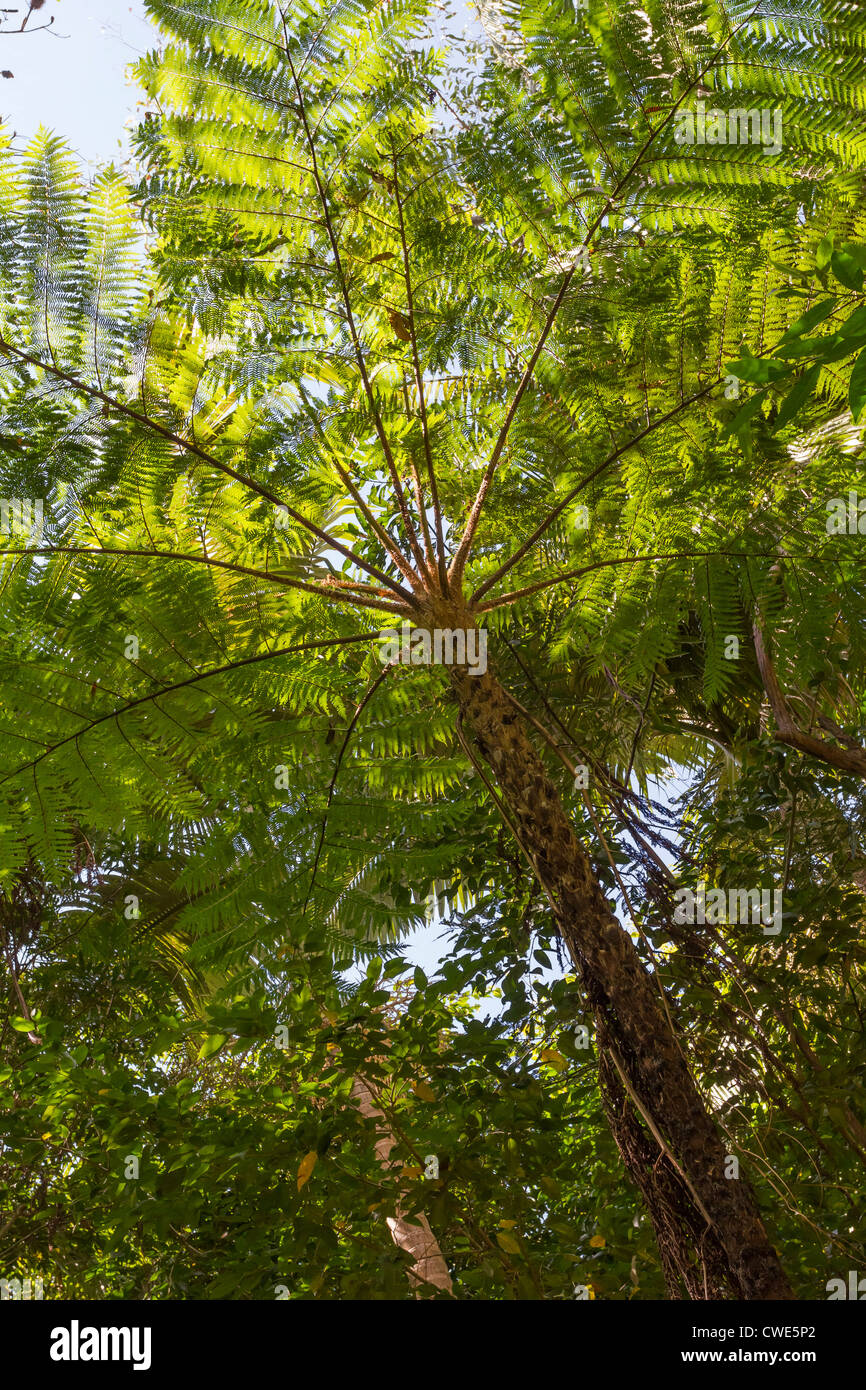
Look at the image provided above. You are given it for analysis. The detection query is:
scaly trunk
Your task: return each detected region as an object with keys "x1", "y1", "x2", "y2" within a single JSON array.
[{"x1": 450, "y1": 663, "x2": 792, "y2": 1300}]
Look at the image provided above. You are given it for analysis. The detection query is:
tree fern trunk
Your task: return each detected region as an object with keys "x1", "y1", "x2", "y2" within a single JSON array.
[{"x1": 450, "y1": 664, "x2": 793, "y2": 1300}]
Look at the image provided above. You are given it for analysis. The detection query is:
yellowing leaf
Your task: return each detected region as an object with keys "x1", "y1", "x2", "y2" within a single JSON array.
[
  {"x1": 496, "y1": 1230, "x2": 521, "y2": 1255},
  {"x1": 540, "y1": 1048, "x2": 566, "y2": 1072},
  {"x1": 387, "y1": 309, "x2": 412, "y2": 342},
  {"x1": 499, "y1": 1219, "x2": 517, "y2": 1229},
  {"x1": 589, "y1": 1233, "x2": 606, "y2": 1248},
  {"x1": 401, "y1": 1165, "x2": 423, "y2": 1179},
  {"x1": 413, "y1": 1081, "x2": 435, "y2": 1102},
  {"x1": 297, "y1": 1150, "x2": 317, "y2": 1191}
]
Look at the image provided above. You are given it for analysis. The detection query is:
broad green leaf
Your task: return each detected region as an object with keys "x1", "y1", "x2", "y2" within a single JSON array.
[
  {"x1": 849, "y1": 347, "x2": 866, "y2": 423},
  {"x1": 721, "y1": 386, "x2": 771, "y2": 435},
  {"x1": 772, "y1": 365, "x2": 822, "y2": 432},
  {"x1": 830, "y1": 250, "x2": 865, "y2": 291},
  {"x1": 816, "y1": 235, "x2": 834, "y2": 271},
  {"x1": 725, "y1": 357, "x2": 790, "y2": 385},
  {"x1": 777, "y1": 298, "x2": 837, "y2": 343},
  {"x1": 839, "y1": 306, "x2": 866, "y2": 339},
  {"x1": 839, "y1": 242, "x2": 866, "y2": 270}
]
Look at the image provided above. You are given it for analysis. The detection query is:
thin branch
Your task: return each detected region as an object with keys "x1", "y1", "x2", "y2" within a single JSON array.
[
  {"x1": 0, "y1": 632, "x2": 379, "y2": 788},
  {"x1": 279, "y1": 19, "x2": 428, "y2": 580},
  {"x1": 752, "y1": 621, "x2": 797, "y2": 733},
  {"x1": 294, "y1": 378, "x2": 420, "y2": 588},
  {"x1": 448, "y1": 267, "x2": 577, "y2": 588},
  {"x1": 604, "y1": 1040, "x2": 715, "y2": 1232},
  {"x1": 813, "y1": 710, "x2": 866, "y2": 753},
  {"x1": 409, "y1": 451, "x2": 436, "y2": 569},
  {"x1": 448, "y1": 15, "x2": 756, "y2": 588},
  {"x1": 303, "y1": 662, "x2": 395, "y2": 913},
  {"x1": 753, "y1": 621, "x2": 866, "y2": 780},
  {"x1": 0, "y1": 545, "x2": 412, "y2": 615},
  {"x1": 330, "y1": 459, "x2": 420, "y2": 591},
  {"x1": 470, "y1": 381, "x2": 723, "y2": 605},
  {"x1": 0, "y1": 334, "x2": 416, "y2": 607},
  {"x1": 475, "y1": 545, "x2": 776, "y2": 612},
  {"x1": 1, "y1": 930, "x2": 41, "y2": 1043},
  {"x1": 3, "y1": 1, "x2": 54, "y2": 36},
  {"x1": 392, "y1": 144, "x2": 447, "y2": 592}
]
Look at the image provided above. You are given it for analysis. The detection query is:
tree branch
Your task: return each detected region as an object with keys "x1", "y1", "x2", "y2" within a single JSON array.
[
  {"x1": 470, "y1": 381, "x2": 721, "y2": 605},
  {"x1": 475, "y1": 545, "x2": 772, "y2": 612},
  {"x1": 448, "y1": 15, "x2": 756, "y2": 589},
  {"x1": 0, "y1": 545, "x2": 413, "y2": 615},
  {"x1": 753, "y1": 622, "x2": 866, "y2": 780},
  {"x1": 0, "y1": 334, "x2": 416, "y2": 608},
  {"x1": 392, "y1": 145, "x2": 447, "y2": 593},
  {"x1": 0, "y1": 632, "x2": 379, "y2": 788},
  {"x1": 279, "y1": 18, "x2": 429, "y2": 581}
]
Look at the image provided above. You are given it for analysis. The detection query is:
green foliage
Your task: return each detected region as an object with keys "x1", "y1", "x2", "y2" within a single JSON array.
[{"x1": 1, "y1": 0, "x2": 865, "y2": 1298}]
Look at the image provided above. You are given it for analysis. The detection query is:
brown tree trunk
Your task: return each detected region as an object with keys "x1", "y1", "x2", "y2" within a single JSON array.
[
  {"x1": 351, "y1": 1076, "x2": 453, "y2": 1295},
  {"x1": 450, "y1": 662, "x2": 793, "y2": 1300}
]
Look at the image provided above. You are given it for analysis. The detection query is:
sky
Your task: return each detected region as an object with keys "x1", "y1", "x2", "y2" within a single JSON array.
[{"x1": 0, "y1": 0, "x2": 156, "y2": 169}]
